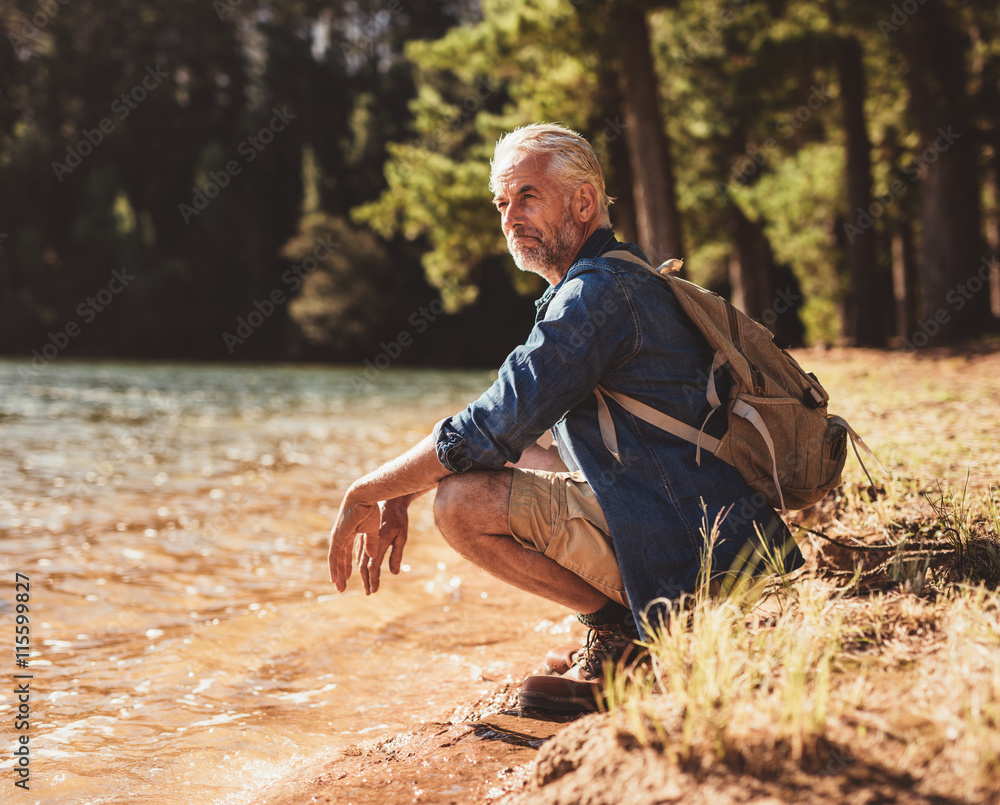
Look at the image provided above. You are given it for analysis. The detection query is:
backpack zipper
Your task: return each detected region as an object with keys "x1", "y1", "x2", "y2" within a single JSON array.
[
  {"x1": 726, "y1": 303, "x2": 740, "y2": 347},
  {"x1": 749, "y1": 363, "x2": 766, "y2": 397},
  {"x1": 726, "y1": 302, "x2": 766, "y2": 396}
]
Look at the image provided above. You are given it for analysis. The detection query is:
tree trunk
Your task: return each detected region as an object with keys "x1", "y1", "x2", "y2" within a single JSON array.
[
  {"x1": 970, "y1": 20, "x2": 1000, "y2": 325},
  {"x1": 986, "y1": 157, "x2": 1000, "y2": 319},
  {"x1": 891, "y1": 221, "x2": 918, "y2": 345},
  {"x1": 597, "y1": 67, "x2": 638, "y2": 245},
  {"x1": 899, "y1": 0, "x2": 987, "y2": 341},
  {"x1": 728, "y1": 204, "x2": 774, "y2": 321},
  {"x1": 836, "y1": 34, "x2": 882, "y2": 346},
  {"x1": 615, "y1": 4, "x2": 684, "y2": 265}
]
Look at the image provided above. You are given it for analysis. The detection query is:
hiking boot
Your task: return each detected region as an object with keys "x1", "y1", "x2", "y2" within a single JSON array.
[
  {"x1": 519, "y1": 625, "x2": 643, "y2": 713},
  {"x1": 544, "y1": 643, "x2": 580, "y2": 675}
]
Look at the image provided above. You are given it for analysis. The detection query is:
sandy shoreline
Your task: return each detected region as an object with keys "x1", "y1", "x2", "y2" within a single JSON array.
[
  {"x1": 248, "y1": 659, "x2": 981, "y2": 805},
  {"x1": 248, "y1": 679, "x2": 577, "y2": 805}
]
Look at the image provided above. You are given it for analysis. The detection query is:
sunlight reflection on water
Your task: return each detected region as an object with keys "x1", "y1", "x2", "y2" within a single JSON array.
[{"x1": 0, "y1": 359, "x2": 583, "y2": 805}]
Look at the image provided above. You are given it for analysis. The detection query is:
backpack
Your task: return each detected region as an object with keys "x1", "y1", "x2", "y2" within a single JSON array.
[{"x1": 594, "y1": 250, "x2": 879, "y2": 512}]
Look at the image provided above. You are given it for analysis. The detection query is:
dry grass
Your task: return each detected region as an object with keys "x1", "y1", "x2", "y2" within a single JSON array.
[{"x1": 606, "y1": 346, "x2": 1000, "y2": 803}]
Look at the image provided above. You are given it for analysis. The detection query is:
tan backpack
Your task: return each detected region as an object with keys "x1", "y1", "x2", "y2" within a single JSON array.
[{"x1": 595, "y1": 250, "x2": 879, "y2": 512}]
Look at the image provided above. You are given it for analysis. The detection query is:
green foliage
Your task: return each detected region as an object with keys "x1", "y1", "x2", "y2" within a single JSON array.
[
  {"x1": 729, "y1": 143, "x2": 848, "y2": 345},
  {"x1": 356, "y1": 141, "x2": 500, "y2": 309},
  {"x1": 282, "y1": 213, "x2": 392, "y2": 353},
  {"x1": 1, "y1": 0, "x2": 996, "y2": 359},
  {"x1": 353, "y1": 0, "x2": 608, "y2": 305}
]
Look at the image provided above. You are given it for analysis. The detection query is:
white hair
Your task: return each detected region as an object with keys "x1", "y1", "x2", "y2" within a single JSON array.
[{"x1": 490, "y1": 123, "x2": 613, "y2": 226}]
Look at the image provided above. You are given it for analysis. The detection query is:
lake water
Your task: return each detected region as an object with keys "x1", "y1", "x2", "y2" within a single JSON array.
[{"x1": 0, "y1": 360, "x2": 578, "y2": 804}]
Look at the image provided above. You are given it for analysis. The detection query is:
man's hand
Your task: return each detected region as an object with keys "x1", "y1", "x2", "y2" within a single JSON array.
[
  {"x1": 325, "y1": 434, "x2": 448, "y2": 592},
  {"x1": 329, "y1": 490, "x2": 428, "y2": 593},
  {"x1": 328, "y1": 493, "x2": 380, "y2": 592},
  {"x1": 359, "y1": 497, "x2": 410, "y2": 595}
]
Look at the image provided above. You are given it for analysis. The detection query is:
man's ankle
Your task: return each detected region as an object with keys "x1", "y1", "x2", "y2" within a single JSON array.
[{"x1": 576, "y1": 600, "x2": 635, "y2": 633}]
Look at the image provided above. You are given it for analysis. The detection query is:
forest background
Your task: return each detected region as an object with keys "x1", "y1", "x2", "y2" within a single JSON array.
[{"x1": 2, "y1": 0, "x2": 999, "y2": 368}]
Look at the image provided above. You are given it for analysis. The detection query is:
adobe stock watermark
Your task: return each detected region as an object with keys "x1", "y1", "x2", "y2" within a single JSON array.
[
  {"x1": 178, "y1": 107, "x2": 297, "y2": 224},
  {"x1": 18, "y1": 267, "x2": 136, "y2": 380},
  {"x1": 718, "y1": 85, "x2": 832, "y2": 196},
  {"x1": 64, "y1": 398, "x2": 180, "y2": 502},
  {"x1": 246, "y1": 595, "x2": 326, "y2": 672},
  {"x1": 820, "y1": 745, "x2": 853, "y2": 776},
  {"x1": 222, "y1": 235, "x2": 339, "y2": 354},
  {"x1": 212, "y1": 0, "x2": 249, "y2": 20},
  {"x1": 843, "y1": 126, "x2": 961, "y2": 244},
  {"x1": 593, "y1": 115, "x2": 626, "y2": 148},
  {"x1": 338, "y1": 0, "x2": 405, "y2": 64},
  {"x1": 901, "y1": 253, "x2": 997, "y2": 353},
  {"x1": 6, "y1": 0, "x2": 70, "y2": 56},
  {"x1": 877, "y1": 0, "x2": 929, "y2": 39},
  {"x1": 396, "y1": 76, "x2": 499, "y2": 179},
  {"x1": 671, "y1": 0, "x2": 751, "y2": 66},
  {"x1": 52, "y1": 65, "x2": 169, "y2": 182},
  {"x1": 349, "y1": 276, "x2": 473, "y2": 392},
  {"x1": 756, "y1": 287, "x2": 800, "y2": 330}
]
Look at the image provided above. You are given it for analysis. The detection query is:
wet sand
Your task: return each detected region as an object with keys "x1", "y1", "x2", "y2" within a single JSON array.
[{"x1": 249, "y1": 682, "x2": 578, "y2": 805}]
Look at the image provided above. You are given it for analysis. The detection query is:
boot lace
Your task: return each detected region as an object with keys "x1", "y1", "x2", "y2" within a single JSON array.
[{"x1": 576, "y1": 626, "x2": 634, "y2": 679}]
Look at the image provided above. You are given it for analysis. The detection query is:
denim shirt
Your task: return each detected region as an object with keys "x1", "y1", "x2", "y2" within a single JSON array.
[{"x1": 434, "y1": 228, "x2": 797, "y2": 631}]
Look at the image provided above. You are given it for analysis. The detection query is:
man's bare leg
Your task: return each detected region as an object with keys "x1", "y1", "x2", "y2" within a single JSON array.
[
  {"x1": 434, "y1": 469, "x2": 641, "y2": 712},
  {"x1": 432, "y1": 470, "x2": 610, "y2": 614}
]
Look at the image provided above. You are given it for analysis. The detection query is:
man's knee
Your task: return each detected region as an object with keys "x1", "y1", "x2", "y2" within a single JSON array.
[
  {"x1": 433, "y1": 471, "x2": 512, "y2": 541},
  {"x1": 433, "y1": 473, "x2": 465, "y2": 535}
]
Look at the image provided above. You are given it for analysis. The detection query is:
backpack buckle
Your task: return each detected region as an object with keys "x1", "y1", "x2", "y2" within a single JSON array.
[{"x1": 803, "y1": 387, "x2": 824, "y2": 409}]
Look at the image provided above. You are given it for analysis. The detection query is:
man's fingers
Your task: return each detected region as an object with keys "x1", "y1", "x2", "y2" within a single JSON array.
[
  {"x1": 327, "y1": 501, "x2": 378, "y2": 592},
  {"x1": 340, "y1": 537, "x2": 359, "y2": 590},
  {"x1": 366, "y1": 529, "x2": 395, "y2": 594},
  {"x1": 388, "y1": 532, "x2": 407, "y2": 575},
  {"x1": 330, "y1": 547, "x2": 352, "y2": 591},
  {"x1": 328, "y1": 532, "x2": 348, "y2": 589},
  {"x1": 359, "y1": 549, "x2": 372, "y2": 595},
  {"x1": 359, "y1": 508, "x2": 381, "y2": 558},
  {"x1": 367, "y1": 555, "x2": 382, "y2": 594},
  {"x1": 329, "y1": 499, "x2": 410, "y2": 594}
]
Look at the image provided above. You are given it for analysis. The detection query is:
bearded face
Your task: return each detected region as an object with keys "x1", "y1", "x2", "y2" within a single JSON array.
[
  {"x1": 492, "y1": 151, "x2": 591, "y2": 284},
  {"x1": 505, "y1": 201, "x2": 581, "y2": 276}
]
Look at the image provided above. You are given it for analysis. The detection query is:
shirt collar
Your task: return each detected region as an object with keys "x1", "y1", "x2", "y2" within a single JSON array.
[
  {"x1": 573, "y1": 227, "x2": 617, "y2": 262},
  {"x1": 534, "y1": 227, "x2": 617, "y2": 311}
]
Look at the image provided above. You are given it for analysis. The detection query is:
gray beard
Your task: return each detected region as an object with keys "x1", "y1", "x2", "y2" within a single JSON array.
[{"x1": 507, "y1": 206, "x2": 579, "y2": 276}]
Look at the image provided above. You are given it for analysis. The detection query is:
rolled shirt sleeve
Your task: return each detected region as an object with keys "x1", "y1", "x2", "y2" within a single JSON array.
[{"x1": 433, "y1": 265, "x2": 638, "y2": 473}]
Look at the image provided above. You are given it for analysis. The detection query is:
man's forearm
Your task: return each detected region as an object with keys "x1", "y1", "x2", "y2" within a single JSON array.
[{"x1": 346, "y1": 434, "x2": 451, "y2": 504}]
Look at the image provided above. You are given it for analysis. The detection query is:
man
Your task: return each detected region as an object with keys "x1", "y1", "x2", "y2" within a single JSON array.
[{"x1": 328, "y1": 123, "x2": 798, "y2": 713}]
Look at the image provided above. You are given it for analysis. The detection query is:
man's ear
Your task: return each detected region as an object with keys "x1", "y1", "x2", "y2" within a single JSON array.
[{"x1": 572, "y1": 182, "x2": 599, "y2": 224}]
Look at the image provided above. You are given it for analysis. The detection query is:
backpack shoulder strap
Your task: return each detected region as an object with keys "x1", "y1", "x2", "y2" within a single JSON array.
[
  {"x1": 594, "y1": 384, "x2": 721, "y2": 462},
  {"x1": 595, "y1": 249, "x2": 723, "y2": 463},
  {"x1": 603, "y1": 248, "x2": 683, "y2": 275}
]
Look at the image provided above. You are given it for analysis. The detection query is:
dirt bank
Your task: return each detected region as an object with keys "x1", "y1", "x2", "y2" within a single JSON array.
[
  {"x1": 248, "y1": 681, "x2": 576, "y2": 805},
  {"x1": 248, "y1": 676, "x2": 968, "y2": 805}
]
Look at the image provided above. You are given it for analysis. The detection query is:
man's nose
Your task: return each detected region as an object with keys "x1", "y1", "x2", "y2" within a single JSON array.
[{"x1": 502, "y1": 202, "x2": 521, "y2": 231}]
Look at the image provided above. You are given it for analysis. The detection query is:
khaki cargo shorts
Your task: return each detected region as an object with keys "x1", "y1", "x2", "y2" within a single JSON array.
[{"x1": 507, "y1": 468, "x2": 628, "y2": 607}]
